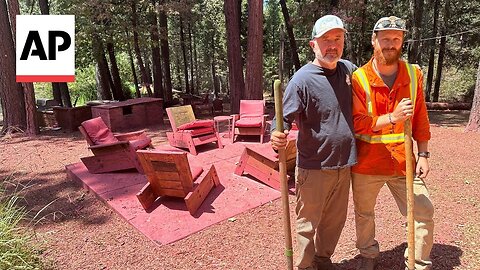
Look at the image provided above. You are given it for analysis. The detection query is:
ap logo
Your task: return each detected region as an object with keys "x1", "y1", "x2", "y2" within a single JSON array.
[{"x1": 16, "y1": 15, "x2": 75, "y2": 82}]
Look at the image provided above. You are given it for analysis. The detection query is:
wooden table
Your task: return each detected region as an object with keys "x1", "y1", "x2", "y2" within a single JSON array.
[
  {"x1": 214, "y1": 115, "x2": 233, "y2": 138},
  {"x1": 91, "y1": 97, "x2": 163, "y2": 131}
]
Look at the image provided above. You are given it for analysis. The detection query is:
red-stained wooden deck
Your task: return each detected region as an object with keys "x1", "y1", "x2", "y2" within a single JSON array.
[{"x1": 66, "y1": 135, "x2": 286, "y2": 245}]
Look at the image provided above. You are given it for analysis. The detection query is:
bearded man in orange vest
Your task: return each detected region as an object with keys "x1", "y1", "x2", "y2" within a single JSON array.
[{"x1": 351, "y1": 16, "x2": 434, "y2": 270}]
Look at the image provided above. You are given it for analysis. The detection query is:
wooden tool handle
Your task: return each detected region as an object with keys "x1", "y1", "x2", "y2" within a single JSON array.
[
  {"x1": 274, "y1": 79, "x2": 293, "y2": 270},
  {"x1": 404, "y1": 118, "x2": 415, "y2": 270}
]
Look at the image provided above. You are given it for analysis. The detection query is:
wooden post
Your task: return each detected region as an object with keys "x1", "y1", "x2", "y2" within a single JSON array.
[
  {"x1": 274, "y1": 79, "x2": 293, "y2": 270},
  {"x1": 404, "y1": 118, "x2": 415, "y2": 269}
]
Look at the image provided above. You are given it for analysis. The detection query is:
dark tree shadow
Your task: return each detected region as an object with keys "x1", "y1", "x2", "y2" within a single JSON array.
[
  {"x1": 336, "y1": 243, "x2": 463, "y2": 270},
  {"x1": 1, "y1": 168, "x2": 113, "y2": 227}
]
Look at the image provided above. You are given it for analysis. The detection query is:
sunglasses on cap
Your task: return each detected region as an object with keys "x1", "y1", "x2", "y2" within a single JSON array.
[{"x1": 373, "y1": 16, "x2": 407, "y2": 32}]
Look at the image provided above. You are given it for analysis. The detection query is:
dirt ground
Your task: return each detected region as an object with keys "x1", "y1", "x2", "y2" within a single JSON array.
[{"x1": 0, "y1": 110, "x2": 479, "y2": 270}]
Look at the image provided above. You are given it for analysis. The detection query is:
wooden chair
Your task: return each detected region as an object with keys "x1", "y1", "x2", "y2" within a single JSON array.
[
  {"x1": 79, "y1": 117, "x2": 152, "y2": 173},
  {"x1": 136, "y1": 149, "x2": 221, "y2": 215},
  {"x1": 212, "y1": 98, "x2": 223, "y2": 115},
  {"x1": 192, "y1": 93, "x2": 214, "y2": 115},
  {"x1": 234, "y1": 130, "x2": 298, "y2": 190},
  {"x1": 231, "y1": 100, "x2": 267, "y2": 143},
  {"x1": 166, "y1": 105, "x2": 223, "y2": 155}
]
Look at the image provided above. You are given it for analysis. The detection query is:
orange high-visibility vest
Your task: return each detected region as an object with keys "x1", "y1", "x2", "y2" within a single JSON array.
[{"x1": 353, "y1": 63, "x2": 418, "y2": 144}]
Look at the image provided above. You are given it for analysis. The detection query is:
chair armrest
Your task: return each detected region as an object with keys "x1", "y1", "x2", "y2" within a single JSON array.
[
  {"x1": 88, "y1": 141, "x2": 130, "y2": 150},
  {"x1": 231, "y1": 114, "x2": 240, "y2": 121},
  {"x1": 114, "y1": 130, "x2": 147, "y2": 141}
]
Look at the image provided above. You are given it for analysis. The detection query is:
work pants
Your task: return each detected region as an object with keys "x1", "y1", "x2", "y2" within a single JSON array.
[
  {"x1": 295, "y1": 167, "x2": 351, "y2": 269},
  {"x1": 352, "y1": 173, "x2": 434, "y2": 270}
]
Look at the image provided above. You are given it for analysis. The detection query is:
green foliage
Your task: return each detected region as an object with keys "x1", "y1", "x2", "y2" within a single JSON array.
[
  {"x1": 32, "y1": 83, "x2": 53, "y2": 100},
  {"x1": 68, "y1": 66, "x2": 97, "y2": 106},
  {"x1": 0, "y1": 186, "x2": 44, "y2": 269},
  {"x1": 438, "y1": 66, "x2": 477, "y2": 102}
]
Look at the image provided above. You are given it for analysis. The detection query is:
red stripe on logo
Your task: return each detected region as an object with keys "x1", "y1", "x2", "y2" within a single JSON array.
[{"x1": 16, "y1": 75, "x2": 75, "y2": 82}]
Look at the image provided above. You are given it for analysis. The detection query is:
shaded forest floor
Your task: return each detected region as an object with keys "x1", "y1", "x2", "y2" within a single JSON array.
[{"x1": 0, "y1": 110, "x2": 479, "y2": 270}]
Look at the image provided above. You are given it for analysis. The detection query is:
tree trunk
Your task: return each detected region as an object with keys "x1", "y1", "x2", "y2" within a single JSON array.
[
  {"x1": 92, "y1": 33, "x2": 112, "y2": 100},
  {"x1": 179, "y1": 17, "x2": 190, "y2": 94},
  {"x1": 174, "y1": 48, "x2": 183, "y2": 92},
  {"x1": 106, "y1": 42, "x2": 126, "y2": 101},
  {"x1": 211, "y1": 33, "x2": 219, "y2": 98},
  {"x1": 126, "y1": 29, "x2": 141, "y2": 98},
  {"x1": 432, "y1": 0, "x2": 449, "y2": 102},
  {"x1": 188, "y1": 21, "x2": 195, "y2": 94},
  {"x1": 38, "y1": 0, "x2": 48, "y2": 14},
  {"x1": 194, "y1": 26, "x2": 200, "y2": 95},
  {"x1": 23, "y1": 83, "x2": 39, "y2": 135},
  {"x1": 37, "y1": 0, "x2": 71, "y2": 107},
  {"x1": 38, "y1": 0, "x2": 61, "y2": 106},
  {"x1": 465, "y1": 61, "x2": 480, "y2": 132},
  {"x1": 8, "y1": 0, "x2": 39, "y2": 135},
  {"x1": 425, "y1": 0, "x2": 439, "y2": 102},
  {"x1": 150, "y1": 1, "x2": 164, "y2": 99},
  {"x1": 158, "y1": 5, "x2": 173, "y2": 103},
  {"x1": 143, "y1": 51, "x2": 153, "y2": 85},
  {"x1": 58, "y1": 83, "x2": 72, "y2": 107},
  {"x1": 224, "y1": 0, "x2": 245, "y2": 113},
  {"x1": 52, "y1": 83, "x2": 62, "y2": 105},
  {"x1": 244, "y1": 0, "x2": 263, "y2": 100},
  {"x1": 408, "y1": 0, "x2": 424, "y2": 64},
  {"x1": 131, "y1": 0, "x2": 152, "y2": 96},
  {"x1": 1, "y1": 0, "x2": 26, "y2": 133},
  {"x1": 279, "y1": 0, "x2": 300, "y2": 71}
]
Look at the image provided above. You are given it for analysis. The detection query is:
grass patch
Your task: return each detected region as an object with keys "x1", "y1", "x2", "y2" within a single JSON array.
[{"x1": 0, "y1": 182, "x2": 48, "y2": 269}]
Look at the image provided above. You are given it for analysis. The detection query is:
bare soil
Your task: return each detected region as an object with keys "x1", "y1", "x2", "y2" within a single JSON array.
[{"x1": 0, "y1": 110, "x2": 479, "y2": 270}]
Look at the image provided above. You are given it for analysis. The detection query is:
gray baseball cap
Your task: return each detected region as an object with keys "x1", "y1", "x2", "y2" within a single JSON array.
[
  {"x1": 311, "y1": 15, "x2": 346, "y2": 40},
  {"x1": 373, "y1": 16, "x2": 407, "y2": 32}
]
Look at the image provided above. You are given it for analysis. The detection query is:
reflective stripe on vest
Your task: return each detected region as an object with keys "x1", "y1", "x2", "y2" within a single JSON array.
[{"x1": 354, "y1": 62, "x2": 418, "y2": 144}]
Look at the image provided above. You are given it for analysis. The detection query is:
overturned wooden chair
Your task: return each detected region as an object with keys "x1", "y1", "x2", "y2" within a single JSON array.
[
  {"x1": 136, "y1": 149, "x2": 221, "y2": 215},
  {"x1": 166, "y1": 105, "x2": 223, "y2": 155},
  {"x1": 79, "y1": 117, "x2": 152, "y2": 173},
  {"x1": 234, "y1": 130, "x2": 298, "y2": 190}
]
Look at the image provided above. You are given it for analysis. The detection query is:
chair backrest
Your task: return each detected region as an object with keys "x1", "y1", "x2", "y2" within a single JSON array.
[
  {"x1": 136, "y1": 150, "x2": 195, "y2": 198},
  {"x1": 166, "y1": 105, "x2": 196, "y2": 131},
  {"x1": 80, "y1": 117, "x2": 119, "y2": 146},
  {"x1": 239, "y1": 100, "x2": 265, "y2": 118}
]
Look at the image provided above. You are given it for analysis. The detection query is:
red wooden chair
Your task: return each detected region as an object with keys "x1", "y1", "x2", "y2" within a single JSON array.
[
  {"x1": 166, "y1": 105, "x2": 223, "y2": 155},
  {"x1": 136, "y1": 149, "x2": 221, "y2": 215},
  {"x1": 231, "y1": 100, "x2": 267, "y2": 143},
  {"x1": 234, "y1": 130, "x2": 298, "y2": 190},
  {"x1": 78, "y1": 117, "x2": 152, "y2": 173}
]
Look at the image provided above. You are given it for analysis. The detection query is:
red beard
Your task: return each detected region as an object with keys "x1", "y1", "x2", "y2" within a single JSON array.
[{"x1": 374, "y1": 46, "x2": 402, "y2": 65}]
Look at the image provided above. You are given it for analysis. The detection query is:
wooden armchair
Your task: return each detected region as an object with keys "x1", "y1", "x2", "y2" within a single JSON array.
[
  {"x1": 79, "y1": 117, "x2": 152, "y2": 173},
  {"x1": 234, "y1": 130, "x2": 298, "y2": 190},
  {"x1": 231, "y1": 100, "x2": 267, "y2": 143},
  {"x1": 136, "y1": 149, "x2": 221, "y2": 215},
  {"x1": 166, "y1": 105, "x2": 223, "y2": 155}
]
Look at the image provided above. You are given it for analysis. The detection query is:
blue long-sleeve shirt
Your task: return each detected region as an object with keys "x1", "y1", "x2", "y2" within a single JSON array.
[{"x1": 271, "y1": 60, "x2": 357, "y2": 170}]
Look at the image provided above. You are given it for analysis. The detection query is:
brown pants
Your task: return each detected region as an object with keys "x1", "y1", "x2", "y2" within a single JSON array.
[
  {"x1": 295, "y1": 167, "x2": 351, "y2": 269},
  {"x1": 352, "y1": 173, "x2": 434, "y2": 270}
]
